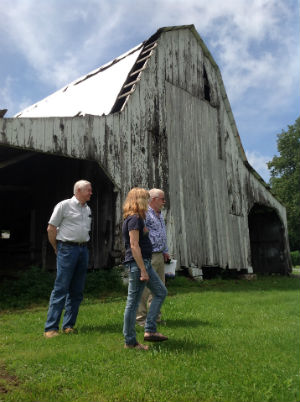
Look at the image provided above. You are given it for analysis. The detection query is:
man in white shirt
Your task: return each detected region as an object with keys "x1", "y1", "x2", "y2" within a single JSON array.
[{"x1": 44, "y1": 180, "x2": 92, "y2": 338}]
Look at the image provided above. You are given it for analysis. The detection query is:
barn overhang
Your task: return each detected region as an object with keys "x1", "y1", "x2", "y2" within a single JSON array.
[
  {"x1": 0, "y1": 116, "x2": 119, "y2": 273},
  {"x1": 0, "y1": 116, "x2": 121, "y2": 187}
]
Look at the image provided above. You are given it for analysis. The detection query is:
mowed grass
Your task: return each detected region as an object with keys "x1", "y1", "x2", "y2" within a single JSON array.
[{"x1": 0, "y1": 274, "x2": 299, "y2": 402}]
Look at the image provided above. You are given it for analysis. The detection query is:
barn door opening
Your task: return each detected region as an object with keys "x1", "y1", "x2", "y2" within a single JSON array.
[
  {"x1": 0, "y1": 145, "x2": 116, "y2": 274},
  {"x1": 248, "y1": 204, "x2": 289, "y2": 274}
]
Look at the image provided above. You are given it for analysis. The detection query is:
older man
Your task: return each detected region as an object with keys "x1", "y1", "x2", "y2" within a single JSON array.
[
  {"x1": 136, "y1": 188, "x2": 170, "y2": 326},
  {"x1": 44, "y1": 180, "x2": 92, "y2": 338}
]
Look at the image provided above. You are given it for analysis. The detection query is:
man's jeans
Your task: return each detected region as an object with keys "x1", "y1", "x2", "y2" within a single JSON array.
[
  {"x1": 123, "y1": 258, "x2": 167, "y2": 345},
  {"x1": 44, "y1": 242, "x2": 89, "y2": 332}
]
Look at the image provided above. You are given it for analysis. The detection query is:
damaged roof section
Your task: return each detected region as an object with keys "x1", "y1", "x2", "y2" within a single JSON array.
[
  {"x1": 15, "y1": 43, "x2": 144, "y2": 118},
  {"x1": 110, "y1": 39, "x2": 159, "y2": 113}
]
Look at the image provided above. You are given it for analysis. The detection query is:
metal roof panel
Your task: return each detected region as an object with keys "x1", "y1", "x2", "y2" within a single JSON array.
[{"x1": 15, "y1": 44, "x2": 143, "y2": 118}]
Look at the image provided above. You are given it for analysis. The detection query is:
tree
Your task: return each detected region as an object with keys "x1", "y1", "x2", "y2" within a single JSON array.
[{"x1": 267, "y1": 117, "x2": 300, "y2": 251}]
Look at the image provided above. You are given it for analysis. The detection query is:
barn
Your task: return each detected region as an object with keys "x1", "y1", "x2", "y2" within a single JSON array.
[{"x1": 0, "y1": 24, "x2": 291, "y2": 276}]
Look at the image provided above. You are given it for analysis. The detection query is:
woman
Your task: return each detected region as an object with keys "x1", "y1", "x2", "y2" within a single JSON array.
[{"x1": 122, "y1": 187, "x2": 168, "y2": 350}]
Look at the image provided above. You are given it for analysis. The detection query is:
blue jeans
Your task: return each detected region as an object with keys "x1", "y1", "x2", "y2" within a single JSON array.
[
  {"x1": 44, "y1": 242, "x2": 89, "y2": 332},
  {"x1": 123, "y1": 259, "x2": 167, "y2": 345}
]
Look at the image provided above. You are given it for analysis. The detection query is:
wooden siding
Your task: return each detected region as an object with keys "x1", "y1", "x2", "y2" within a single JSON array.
[{"x1": 150, "y1": 28, "x2": 290, "y2": 271}]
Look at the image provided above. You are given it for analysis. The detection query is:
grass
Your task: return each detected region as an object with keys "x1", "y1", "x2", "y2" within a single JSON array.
[
  {"x1": 292, "y1": 266, "x2": 300, "y2": 275},
  {"x1": 0, "y1": 273, "x2": 299, "y2": 402}
]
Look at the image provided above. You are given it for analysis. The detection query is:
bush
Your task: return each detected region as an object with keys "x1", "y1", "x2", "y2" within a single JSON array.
[
  {"x1": 290, "y1": 250, "x2": 300, "y2": 267},
  {"x1": 0, "y1": 266, "x2": 126, "y2": 310},
  {"x1": 0, "y1": 266, "x2": 55, "y2": 309},
  {"x1": 84, "y1": 267, "x2": 126, "y2": 296}
]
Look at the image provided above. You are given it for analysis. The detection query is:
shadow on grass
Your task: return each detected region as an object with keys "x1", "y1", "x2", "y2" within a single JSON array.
[
  {"x1": 162, "y1": 318, "x2": 214, "y2": 329},
  {"x1": 83, "y1": 295, "x2": 127, "y2": 305},
  {"x1": 151, "y1": 338, "x2": 213, "y2": 353},
  {"x1": 79, "y1": 317, "x2": 215, "y2": 335},
  {"x1": 167, "y1": 275, "x2": 300, "y2": 295},
  {"x1": 79, "y1": 322, "x2": 122, "y2": 334}
]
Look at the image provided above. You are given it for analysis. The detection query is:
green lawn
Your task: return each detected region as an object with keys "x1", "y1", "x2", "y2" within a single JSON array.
[{"x1": 0, "y1": 274, "x2": 299, "y2": 402}]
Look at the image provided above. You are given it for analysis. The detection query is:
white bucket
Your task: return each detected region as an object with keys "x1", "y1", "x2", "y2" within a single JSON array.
[{"x1": 164, "y1": 259, "x2": 177, "y2": 277}]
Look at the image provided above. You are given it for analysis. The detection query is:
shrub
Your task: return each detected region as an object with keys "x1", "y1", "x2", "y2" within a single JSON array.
[
  {"x1": 0, "y1": 266, "x2": 55, "y2": 309},
  {"x1": 84, "y1": 267, "x2": 126, "y2": 296},
  {"x1": 0, "y1": 266, "x2": 126, "y2": 310},
  {"x1": 290, "y1": 250, "x2": 300, "y2": 267}
]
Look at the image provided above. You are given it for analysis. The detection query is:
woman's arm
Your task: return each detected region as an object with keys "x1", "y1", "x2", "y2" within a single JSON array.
[{"x1": 129, "y1": 230, "x2": 149, "y2": 281}]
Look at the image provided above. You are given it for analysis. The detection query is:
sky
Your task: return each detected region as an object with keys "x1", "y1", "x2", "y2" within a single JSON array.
[{"x1": 0, "y1": 0, "x2": 299, "y2": 182}]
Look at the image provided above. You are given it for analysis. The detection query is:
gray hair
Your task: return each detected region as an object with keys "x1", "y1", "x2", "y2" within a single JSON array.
[
  {"x1": 149, "y1": 188, "x2": 164, "y2": 199},
  {"x1": 73, "y1": 180, "x2": 91, "y2": 194}
]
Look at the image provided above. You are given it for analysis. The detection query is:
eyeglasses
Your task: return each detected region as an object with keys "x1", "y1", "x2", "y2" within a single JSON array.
[{"x1": 156, "y1": 197, "x2": 165, "y2": 201}]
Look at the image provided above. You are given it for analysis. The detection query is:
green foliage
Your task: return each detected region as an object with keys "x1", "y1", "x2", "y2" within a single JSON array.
[
  {"x1": 0, "y1": 275, "x2": 299, "y2": 402},
  {"x1": 290, "y1": 250, "x2": 300, "y2": 267},
  {"x1": 0, "y1": 266, "x2": 126, "y2": 310},
  {"x1": 0, "y1": 266, "x2": 54, "y2": 309},
  {"x1": 84, "y1": 267, "x2": 126, "y2": 296},
  {"x1": 268, "y1": 117, "x2": 300, "y2": 251}
]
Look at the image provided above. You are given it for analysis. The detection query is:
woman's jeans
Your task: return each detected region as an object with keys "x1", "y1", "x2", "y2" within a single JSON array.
[
  {"x1": 123, "y1": 258, "x2": 167, "y2": 345},
  {"x1": 44, "y1": 242, "x2": 89, "y2": 332}
]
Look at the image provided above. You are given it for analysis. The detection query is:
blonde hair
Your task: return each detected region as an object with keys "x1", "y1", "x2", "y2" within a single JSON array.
[{"x1": 123, "y1": 188, "x2": 150, "y2": 219}]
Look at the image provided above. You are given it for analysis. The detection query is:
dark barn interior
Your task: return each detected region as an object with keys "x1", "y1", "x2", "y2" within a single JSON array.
[
  {"x1": 0, "y1": 145, "x2": 116, "y2": 275},
  {"x1": 248, "y1": 203, "x2": 289, "y2": 274}
]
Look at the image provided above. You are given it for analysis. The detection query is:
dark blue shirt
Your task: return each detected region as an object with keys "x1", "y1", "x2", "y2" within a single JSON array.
[{"x1": 122, "y1": 214, "x2": 152, "y2": 264}]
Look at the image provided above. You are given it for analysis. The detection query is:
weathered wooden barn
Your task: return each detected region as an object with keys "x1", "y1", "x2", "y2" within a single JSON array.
[{"x1": 0, "y1": 25, "x2": 291, "y2": 276}]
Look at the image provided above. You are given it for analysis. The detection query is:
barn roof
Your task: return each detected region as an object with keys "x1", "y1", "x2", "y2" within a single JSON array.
[
  {"x1": 15, "y1": 43, "x2": 144, "y2": 118},
  {"x1": 16, "y1": 24, "x2": 219, "y2": 120},
  {"x1": 15, "y1": 25, "x2": 251, "y2": 167}
]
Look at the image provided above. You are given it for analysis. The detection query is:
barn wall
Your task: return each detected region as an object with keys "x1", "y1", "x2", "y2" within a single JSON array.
[
  {"x1": 164, "y1": 81, "x2": 249, "y2": 269},
  {"x1": 145, "y1": 28, "x2": 291, "y2": 272}
]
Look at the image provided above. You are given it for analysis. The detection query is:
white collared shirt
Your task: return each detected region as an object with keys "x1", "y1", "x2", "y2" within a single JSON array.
[{"x1": 49, "y1": 196, "x2": 92, "y2": 242}]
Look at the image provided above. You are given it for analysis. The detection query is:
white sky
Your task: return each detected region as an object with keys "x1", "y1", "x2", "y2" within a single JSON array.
[{"x1": 0, "y1": 0, "x2": 299, "y2": 182}]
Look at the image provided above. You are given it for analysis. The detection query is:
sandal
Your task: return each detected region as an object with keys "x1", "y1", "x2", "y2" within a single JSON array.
[
  {"x1": 124, "y1": 343, "x2": 149, "y2": 350},
  {"x1": 144, "y1": 332, "x2": 168, "y2": 342}
]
